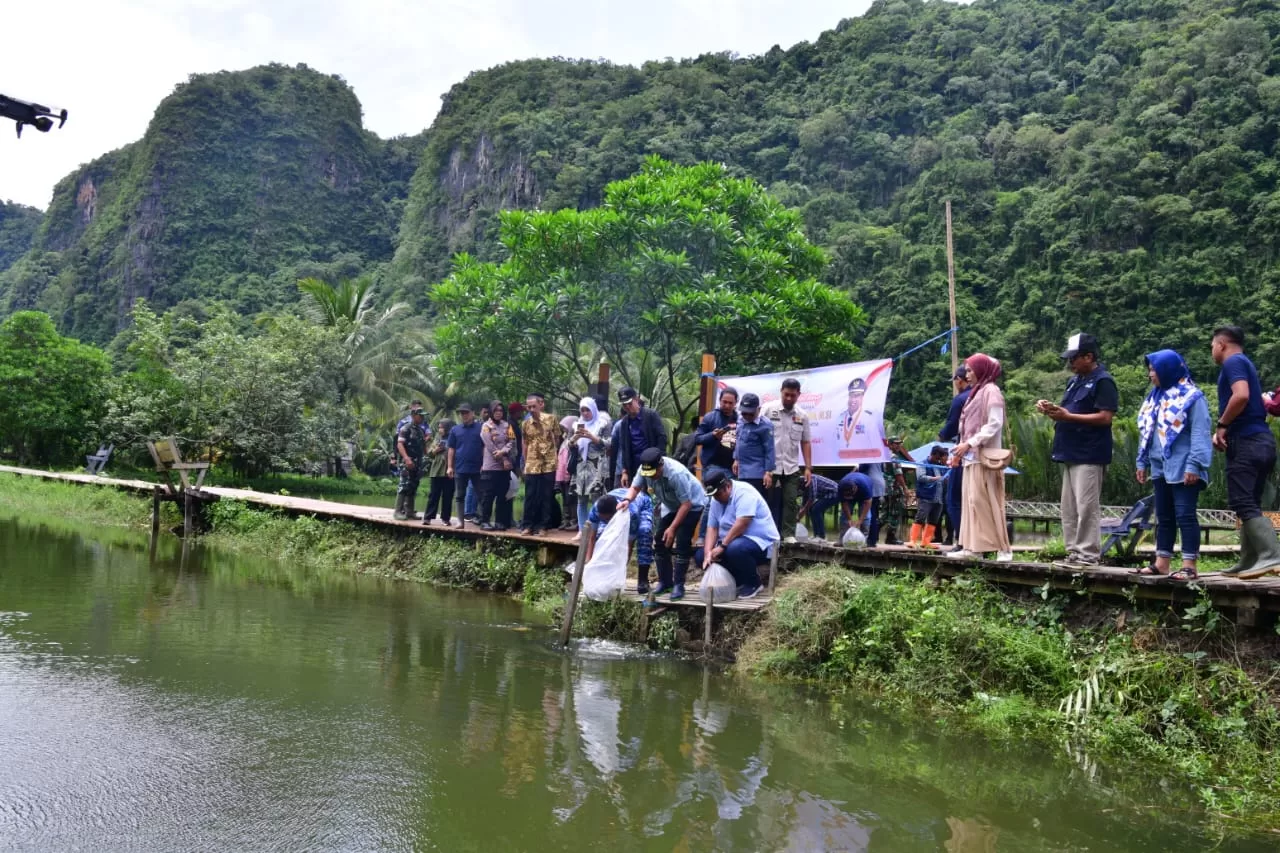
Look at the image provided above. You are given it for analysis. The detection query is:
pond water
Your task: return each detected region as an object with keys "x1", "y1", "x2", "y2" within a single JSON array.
[{"x1": 0, "y1": 516, "x2": 1271, "y2": 852}]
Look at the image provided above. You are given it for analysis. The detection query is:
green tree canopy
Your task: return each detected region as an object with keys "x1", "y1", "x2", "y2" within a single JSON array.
[
  {"x1": 0, "y1": 312, "x2": 110, "y2": 465},
  {"x1": 431, "y1": 157, "x2": 864, "y2": 423}
]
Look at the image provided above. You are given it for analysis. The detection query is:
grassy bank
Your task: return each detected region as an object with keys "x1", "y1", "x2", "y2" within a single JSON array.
[
  {"x1": 4, "y1": 472, "x2": 1279, "y2": 832},
  {"x1": 737, "y1": 566, "x2": 1280, "y2": 830}
]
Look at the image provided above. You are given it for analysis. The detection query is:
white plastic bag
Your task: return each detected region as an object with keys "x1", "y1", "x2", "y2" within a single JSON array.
[
  {"x1": 699, "y1": 562, "x2": 737, "y2": 603},
  {"x1": 794, "y1": 522, "x2": 809, "y2": 542},
  {"x1": 842, "y1": 527, "x2": 867, "y2": 549},
  {"x1": 582, "y1": 511, "x2": 629, "y2": 601},
  {"x1": 505, "y1": 472, "x2": 520, "y2": 501}
]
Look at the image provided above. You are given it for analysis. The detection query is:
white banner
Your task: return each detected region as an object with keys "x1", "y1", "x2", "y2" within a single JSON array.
[{"x1": 719, "y1": 359, "x2": 893, "y2": 468}]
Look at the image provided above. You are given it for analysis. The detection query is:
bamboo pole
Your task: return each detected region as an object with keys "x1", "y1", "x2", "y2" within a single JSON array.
[
  {"x1": 558, "y1": 524, "x2": 592, "y2": 647},
  {"x1": 597, "y1": 361, "x2": 610, "y2": 406},
  {"x1": 945, "y1": 200, "x2": 959, "y2": 386}
]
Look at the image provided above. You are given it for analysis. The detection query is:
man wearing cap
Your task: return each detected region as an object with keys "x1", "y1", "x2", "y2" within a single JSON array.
[
  {"x1": 836, "y1": 377, "x2": 870, "y2": 447},
  {"x1": 584, "y1": 488, "x2": 655, "y2": 593},
  {"x1": 694, "y1": 386, "x2": 739, "y2": 482},
  {"x1": 610, "y1": 386, "x2": 667, "y2": 488},
  {"x1": 939, "y1": 366, "x2": 971, "y2": 547},
  {"x1": 696, "y1": 471, "x2": 780, "y2": 599},
  {"x1": 732, "y1": 392, "x2": 775, "y2": 499},
  {"x1": 446, "y1": 403, "x2": 485, "y2": 529},
  {"x1": 1036, "y1": 333, "x2": 1118, "y2": 568},
  {"x1": 761, "y1": 378, "x2": 813, "y2": 544},
  {"x1": 393, "y1": 407, "x2": 427, "y2": 520},
  {"x1": 620, "y1": 447, "x2": 707, "y2": 600}
]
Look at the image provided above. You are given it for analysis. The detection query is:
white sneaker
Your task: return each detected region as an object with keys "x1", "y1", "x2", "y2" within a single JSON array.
[
  {"x1": 783, "y1": 536, "x2": 797, "y2": 545},
  {"x1": 946, "y1": 549, "x2": 978, "y2": 559},
  {"x1": 996, "y1": 551, "x2": 1014, "y2": 563}
]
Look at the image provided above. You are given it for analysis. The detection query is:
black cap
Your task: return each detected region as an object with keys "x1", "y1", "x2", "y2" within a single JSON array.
[
  {"x1": 739, "y1": 392, "x2": 761, "y2": 413},
  {"x1": 703, "y1": 470, "x2": 731, "y2": 495},
  {"x1": 457, "y1": 402, "x2": 473, "y2": 413},
  {"x1": 951, "y1": 365, "x2": 969, "y2": 381},
  {"x1": 1061, "y1": 333, "x2": 1100, "y2": 360},
  {"x1": 618, "y1": 386, "x2": 639, "y2": 404},
  {"x1": 638, "y1": 446, "x2": 664, "y2": 476}
]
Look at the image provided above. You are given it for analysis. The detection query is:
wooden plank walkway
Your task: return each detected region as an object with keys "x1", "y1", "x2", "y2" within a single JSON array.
[{"x1": 5, "y1": 465, "x2": 1280, "y2": 621}]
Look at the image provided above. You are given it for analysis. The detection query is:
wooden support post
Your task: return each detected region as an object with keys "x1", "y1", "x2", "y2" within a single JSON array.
[
  {"x1": 704, "y1": 590, "x2": 715, "y2": 648},
  {"x1": 558, "y1": 530, "x2": 592, "y2": 647},
  {"x1": 766, "y1": 547, "x2": 780, "y2": 596},
  {"x1": 151, "y1": 486, "x2": 162, "y2": 536},
  {"x1": 597, "y1": 361, "x2": 610, "y2": 407},
  {"x1": 698, "y1": 353, "x2": 717, "y2": 419},
  {"x1": 945, "y1": 200, "x2": 959, "y2": 383},
  {"x1": 182, "y1": 491, "x2": 193, "y2": 539}
]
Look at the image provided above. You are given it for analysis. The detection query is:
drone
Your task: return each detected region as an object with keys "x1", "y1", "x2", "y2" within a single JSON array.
[{"x1": 0, "y1": 93, "x2": 68, "y2": 137}]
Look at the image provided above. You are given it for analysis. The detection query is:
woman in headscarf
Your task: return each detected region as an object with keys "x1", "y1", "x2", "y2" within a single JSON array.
[
  {"x1": 1135, "y1": 349, "x2": 1211, "y2": 579},
  {"x1": 946, "y1": 354, "x2": 1013, "y2": 561},
  {"x1": 479, "y1": 401, "x2": 516, "y2": 530},
  {"x1": 570, "y1": 396, "x2": 613, "y2": 537},
  {"x1": 557, "y1": 415, "x2": 578, "y2": 531}
]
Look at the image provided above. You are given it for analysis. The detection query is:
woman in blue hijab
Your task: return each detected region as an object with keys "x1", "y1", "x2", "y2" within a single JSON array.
[{"x1": 1135, "y1": 349, "x2": 1212, "y2": 579}]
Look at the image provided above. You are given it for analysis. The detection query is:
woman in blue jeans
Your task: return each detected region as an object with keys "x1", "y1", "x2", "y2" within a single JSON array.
[{"x1": 1135, "y1": 349, "x2": 1212, "y2": 579}]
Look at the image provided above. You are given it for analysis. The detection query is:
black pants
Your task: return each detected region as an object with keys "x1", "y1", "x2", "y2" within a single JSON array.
[
  {"x1": 522, "y1": 472, "x2": 556, "y2": 530},
  {"x1": 454, "y1": 472, "x2": 481, "y2": 524},
  {"x1": 867, "y1": 497, "x2": 882, "y2": 546},
  {"x1": 424, "y1": 475, "x2": 455, "y2": 522},
  {"x1": 480, "y1": 470, "x2": 513, "y2": 527},
  {"x1": 1227, "y1": 431, "x2": 1277, "y2": 521},
  {"x1": 740, "y1": 478, "x2": 768, "y2": 500},
  {"x1": 655, "y1": 507, "x2": 703, "y2": 589}
]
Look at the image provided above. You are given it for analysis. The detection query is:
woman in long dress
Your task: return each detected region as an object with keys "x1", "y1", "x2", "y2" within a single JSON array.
[{"x1": 946, "y1": 354, "x2": 1013, "y2": 561}]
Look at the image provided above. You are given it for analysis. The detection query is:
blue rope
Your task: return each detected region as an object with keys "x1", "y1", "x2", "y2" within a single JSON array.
[{"x1": 893, "y1": 327, "x2": 959, "y2": 362}]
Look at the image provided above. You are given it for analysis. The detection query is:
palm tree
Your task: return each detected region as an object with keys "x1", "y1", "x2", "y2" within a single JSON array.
[{"x1": 298, "y1": 276, "x2": 425, "y2": 418}]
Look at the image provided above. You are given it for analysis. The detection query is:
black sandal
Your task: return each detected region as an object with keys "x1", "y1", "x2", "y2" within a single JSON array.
[
  {"x1": 1131, "y1": 564, "x2": 1166, "y2": 576},
  {"x1": 1167, "y1": 567, "x2": 1199, "y2": 581}
]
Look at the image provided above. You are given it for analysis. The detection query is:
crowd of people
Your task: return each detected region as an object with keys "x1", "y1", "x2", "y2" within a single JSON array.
[{"x1": 388, "y1": 322, "x2": 1280, "y2": 599}]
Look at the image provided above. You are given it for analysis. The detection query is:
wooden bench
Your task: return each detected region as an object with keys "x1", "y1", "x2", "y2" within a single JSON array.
[
  {"x1": 84, "y1": 443, "x2": 113, "y2": 475},
  {"x1": 146, "y1": 437, "x2": 209, "y2": 495}
]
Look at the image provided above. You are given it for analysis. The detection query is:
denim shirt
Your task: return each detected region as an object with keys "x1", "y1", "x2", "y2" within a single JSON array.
[
  {"x1": 733, "y1": 417, "x2": 775, "y2": 479},
  {"x1": 1137, "y1": 394, "x2": 1212, "y2": 486}
]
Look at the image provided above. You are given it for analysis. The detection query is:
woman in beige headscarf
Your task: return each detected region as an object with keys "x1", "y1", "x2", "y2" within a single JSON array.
[{"x1": 946, "y1": 354, "x2": 1013, "y2": 561}]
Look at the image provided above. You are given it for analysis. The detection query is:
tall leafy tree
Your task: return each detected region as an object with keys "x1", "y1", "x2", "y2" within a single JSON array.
[
  {"x1": 0, "y1": 312, "x2": 110, "y2": 465},
  {"x1": 432, "y1": 157, "x2": 865, "y2": 424}
]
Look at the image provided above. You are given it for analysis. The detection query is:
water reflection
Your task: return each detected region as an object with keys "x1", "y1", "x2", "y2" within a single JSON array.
[{"x1": 0, "y1": 516, "x2": 1275, "y2": 852}]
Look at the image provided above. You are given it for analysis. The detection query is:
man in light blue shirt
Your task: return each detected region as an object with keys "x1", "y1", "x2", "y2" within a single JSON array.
[
  {"x1": 621, "y1": 447, "x2": 707, "y2": 600},
  {"x1": 696, "y1": 471, "x2": 780, "y2": 599}
]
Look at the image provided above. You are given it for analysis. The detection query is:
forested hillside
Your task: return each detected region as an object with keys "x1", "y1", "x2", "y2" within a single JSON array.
[
  {"x1": 389, "y1": 0, "x2": 1280, "y2": 417},
  {"x1": 0, "y1": 64, "x2": 421, "y2": 343},
  {"x1": 0, "y1": 202, "x2": 41, "y2": 273}
]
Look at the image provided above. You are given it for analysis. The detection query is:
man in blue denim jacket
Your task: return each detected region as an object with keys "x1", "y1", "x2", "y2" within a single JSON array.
[{"x1": 732, "y1": 392, "x2": 775, "y2": 499}]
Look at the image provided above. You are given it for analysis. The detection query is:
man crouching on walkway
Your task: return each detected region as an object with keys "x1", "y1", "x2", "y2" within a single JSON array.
[
  {"x1": 695, "y1": 471, "x2": 780, "y2": 599},
  {"x1": 619, "y1": 447, "x2": 707, "y2": 600}
]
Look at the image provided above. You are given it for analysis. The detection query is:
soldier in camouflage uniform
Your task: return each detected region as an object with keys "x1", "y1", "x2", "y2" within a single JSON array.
[
  {"x1": 394, "y1": 408, "x2": 427, "y2": 520},
  {"x1": 877, "y1": 438, "x2": 912, "y2": 546}
]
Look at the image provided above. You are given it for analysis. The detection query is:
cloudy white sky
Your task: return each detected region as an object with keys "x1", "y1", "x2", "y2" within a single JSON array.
[{"x1": 1, "y1": 0, "x2": 871, "y2": 210}]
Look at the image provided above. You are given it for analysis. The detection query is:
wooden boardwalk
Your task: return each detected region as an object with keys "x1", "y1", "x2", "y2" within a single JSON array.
[{"x1": 5, "y1": 464, "x2": 1280, "y2": 622}]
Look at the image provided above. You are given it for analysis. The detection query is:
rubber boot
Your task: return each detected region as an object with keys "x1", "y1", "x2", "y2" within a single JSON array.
[
  {"x1": 652, "y1": 556, "x2": 673, "y2": 597},
  {"x1": 404, "y1": 490, "x2": 420, "y2": 520},
  {"x1": 670, "y1": 558, "x2": 689, "y2": 601},
  {"x1": 1238, "y1": 517, "x2": 1280, "y2": 579},
  {"x1": 921, "y1": 524, "x2": 939, "y2": 550},
  {"x1": 393, "y1": 493, "x2": 409, "y2": 521},
  {"x1": 906, "y1": 523, "x2": 923, "y2": 548},
  {"x1": 1222, "y1": 520, "x2": 1257, "y2": 575},
  {"x1": 636, "y1": 565, "x2": 650, "y2": 595}
]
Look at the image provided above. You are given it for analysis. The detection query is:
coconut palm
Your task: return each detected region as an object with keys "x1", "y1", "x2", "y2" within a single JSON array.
[{"x1": 298, "y1": 275, "x2": 426, "y2": 418}]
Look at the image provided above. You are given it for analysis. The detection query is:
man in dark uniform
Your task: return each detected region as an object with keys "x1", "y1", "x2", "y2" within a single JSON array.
[
  {"x1": 1037, "y1": 333, "x2": 1118, "y2": 569},
  {"x1": 394, "y1": 407, "x2": 427, "y2": 520}
]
